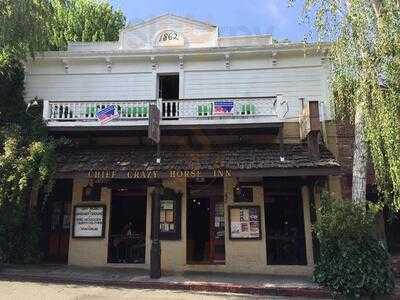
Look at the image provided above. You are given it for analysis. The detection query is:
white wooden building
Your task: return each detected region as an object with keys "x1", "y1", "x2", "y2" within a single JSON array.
[
  {"x1": 25, "y1": 13, "x2": 330, "y2": 130},
  {"x1": 25, "y1": 14, "x2": 341, "y2": 276}
]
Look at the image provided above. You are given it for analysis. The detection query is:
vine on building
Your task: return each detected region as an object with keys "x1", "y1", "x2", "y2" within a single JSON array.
[{"x1": 0, "y1": 0, "x2": 126, "y2": 263}]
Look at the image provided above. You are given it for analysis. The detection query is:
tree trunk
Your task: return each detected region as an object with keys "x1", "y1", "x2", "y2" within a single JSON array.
[{"x1": 352, "y1": 105, "x2": 368, "y2": 203}]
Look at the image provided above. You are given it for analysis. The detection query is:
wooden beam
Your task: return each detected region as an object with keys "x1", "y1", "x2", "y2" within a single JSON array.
[
  {"x1": 299, "y1": 101, "x2": 321, "y2": 140},
  {"x1": 55, "y1": 167, "x2": 342, "y2": 180},
  {"x1": 299, "y1": 101, "x2": 321, "y2": 159}
]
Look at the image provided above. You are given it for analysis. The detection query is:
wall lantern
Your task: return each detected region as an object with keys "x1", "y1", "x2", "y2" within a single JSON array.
[
  {"x1": 233, "y1": 183, "x2": 254, "y2": 203},
  {"x1": 82, "y1": 180, "x2": 101, "y2": 202}
]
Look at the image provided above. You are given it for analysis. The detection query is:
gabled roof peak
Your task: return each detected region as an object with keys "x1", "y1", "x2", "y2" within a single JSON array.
[{"x1": 126, "y1": 13, "x2": 217, "y2": 30}]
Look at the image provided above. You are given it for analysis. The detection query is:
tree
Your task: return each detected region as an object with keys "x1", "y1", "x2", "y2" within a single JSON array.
[
  {"x1": 50, "y1": 0, "x2": 126, "y2": 50},
  {"x1": 0, "y1": 0, "x2": 54, "y2": 58},
  {"x1": 296, "y1": 0, "x2": 400, "y2": 211},
  {"x1": 0, "y1": 0, "x2": 126, "y2": 263}
]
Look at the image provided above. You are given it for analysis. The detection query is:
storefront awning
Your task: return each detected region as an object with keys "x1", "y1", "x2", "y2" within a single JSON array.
[{"x1": 56, "y1": 143, "x2": 341, "y2": 179}]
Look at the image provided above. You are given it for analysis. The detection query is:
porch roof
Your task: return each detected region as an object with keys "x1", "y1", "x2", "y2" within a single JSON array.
[{"x1": 56, "y1": 143, "x2": 341, "y2": 178}]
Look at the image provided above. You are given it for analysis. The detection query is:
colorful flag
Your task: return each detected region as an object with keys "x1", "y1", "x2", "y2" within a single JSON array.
[
  {"x1": 213, "y1": 101, "x2": 234, "y2": 115},
  {"x1": 96, "y1": 105, "x2": 119, "y2": 124}
]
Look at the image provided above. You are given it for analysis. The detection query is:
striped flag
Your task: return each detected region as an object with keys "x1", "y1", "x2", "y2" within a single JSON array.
[
  {"x1": 96, "y1": 105, "x2": 119, "y2": 124},
  {"x1": 213, "y1": 101, "x2": 234, "y2": 115}
]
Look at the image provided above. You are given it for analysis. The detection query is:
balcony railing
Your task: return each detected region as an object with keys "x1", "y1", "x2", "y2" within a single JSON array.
[{"x1": 43, "y1": 96, "x2": 286, "y2": 128}]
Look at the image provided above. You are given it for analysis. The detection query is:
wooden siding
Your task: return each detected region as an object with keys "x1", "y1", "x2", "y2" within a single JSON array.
[
  {"x1": 24, "y1": 55, "x2": 331, "y2": 120},
  {"x1": 25, "y1": 73, "x2": 154, "y2": 101},
  {"x1": 183, "y1": 67, "x2": 324, "y2": 119}
]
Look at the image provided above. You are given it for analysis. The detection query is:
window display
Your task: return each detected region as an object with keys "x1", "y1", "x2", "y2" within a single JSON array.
[{"x1": 229, "y1": 206, "x2": 261, "y2": 240}]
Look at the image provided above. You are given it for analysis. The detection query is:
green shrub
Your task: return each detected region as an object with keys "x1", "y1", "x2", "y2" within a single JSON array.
[
  {"x1": 0, "y1": 128, "x2": 55, "y2": 264},
  {"x1": 313, "y1": 195, "x2": 394, "y2": 298}
]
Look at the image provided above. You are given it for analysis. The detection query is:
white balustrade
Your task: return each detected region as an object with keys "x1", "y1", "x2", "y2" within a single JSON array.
[
  {"x1": 46, "y1": 101, "x2": 154, "y2": 121},
  {"x1": 162, "y1": 100, "x2": 180, "y2": 119},
  {"x1": 43, "y1": 97, "x2": 280, "y2": 126}
]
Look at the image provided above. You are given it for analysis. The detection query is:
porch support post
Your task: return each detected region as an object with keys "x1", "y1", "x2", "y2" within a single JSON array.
[{"x1": 150, "y1": 181, "x2": 162, "y2": 278}]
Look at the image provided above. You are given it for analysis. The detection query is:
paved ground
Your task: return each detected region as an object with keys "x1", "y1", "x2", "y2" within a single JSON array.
[
  {"x1": 0, "y1": 280, "x2": 318, "y2": 300},
  {"x1": 0, "y1": 265, "x2": 331, "y2": 298},
  {"x1": 0, "y1": 265, "x2": 319, "y2": 289}
]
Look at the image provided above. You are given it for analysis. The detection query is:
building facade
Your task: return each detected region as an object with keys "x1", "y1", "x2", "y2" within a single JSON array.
[{"x1": 25, "y1": 14, "x2": 343, "y2": 276}]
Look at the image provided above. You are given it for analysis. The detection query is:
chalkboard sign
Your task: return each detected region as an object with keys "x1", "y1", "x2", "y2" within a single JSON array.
[{"x1": 72, "y1": 205, "x2": 106, "y2": 238}]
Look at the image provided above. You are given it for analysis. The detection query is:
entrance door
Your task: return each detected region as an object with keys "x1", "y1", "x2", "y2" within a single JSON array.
[
  {"x1": 264, "y1": 178, "x2": 307, "y2": 265},
  {"x1": 108, "y1": 186, "x2": 147, "y2": 264},
  {"x1": 47, "y1": 179, "x2": 72, "y2": 263},
  {"x1": 187, "y1": 179, "x2": 225, "y2": 264}
]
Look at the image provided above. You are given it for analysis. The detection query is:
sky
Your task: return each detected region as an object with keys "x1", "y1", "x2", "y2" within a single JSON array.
[{"x1": 108, "y1": 0, "x2": 313, "y2": 42}]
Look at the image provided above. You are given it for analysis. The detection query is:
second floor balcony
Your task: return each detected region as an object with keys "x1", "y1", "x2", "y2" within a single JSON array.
[{"x1": 43, "y1": 96, "x2": 288, "y2": 130}]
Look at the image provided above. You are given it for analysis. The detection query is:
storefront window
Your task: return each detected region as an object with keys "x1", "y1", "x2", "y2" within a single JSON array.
[
  {"x1": 264, "y1": 178, "x2": 307, "y2": 265},
  {"x1": 108, "y1": 185, "x2": 147, "y2": 264}
]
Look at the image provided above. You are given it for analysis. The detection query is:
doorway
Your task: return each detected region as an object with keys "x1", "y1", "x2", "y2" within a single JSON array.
[
  {"x1": 158, "y1": 74, "x2": 179, "y2": 119},
  {"x1": 158, "y1": 74, "x2": 179, "y2": 100},
  {"x1": 264, "y1": 178, "x2": 307, "y2": 265},
  {"x1": 108, "y1": 183, "x2": 147, "y2": 264},
  {"x1": 45, "y1": 179, "x2": 73, "y2": 263},
  {"x1": 187, "y1": 178, "x2": 225, "y2": 264}
]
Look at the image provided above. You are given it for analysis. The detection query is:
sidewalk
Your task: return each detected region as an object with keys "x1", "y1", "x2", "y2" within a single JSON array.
[
  {"x1": 0, "y1": 264, "x2": 398, "y2": 299},
  {"x1": 0, "y1": 264, "x2": 329, "y2": 298}
]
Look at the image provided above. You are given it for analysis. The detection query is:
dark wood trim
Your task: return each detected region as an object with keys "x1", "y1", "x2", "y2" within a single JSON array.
[
  {"x1": 49, "y1": 123, "x2": 282, "y2": 135},
  {"x1": 56, "y1": 167, "x2": 341, "y2": 180}
]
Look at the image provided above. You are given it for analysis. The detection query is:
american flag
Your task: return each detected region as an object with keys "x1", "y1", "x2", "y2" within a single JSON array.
[
  {"x1": 96, "y1": 105, "x2": 119, "y2": 124},
  {"x1": 213, "y1": 101, "x2": 234, "y2": 115}
]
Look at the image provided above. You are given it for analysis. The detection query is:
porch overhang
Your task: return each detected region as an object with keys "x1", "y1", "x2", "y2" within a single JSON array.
[{"x1": 55, "y1": 144, "x2": 341, "y2": 179}]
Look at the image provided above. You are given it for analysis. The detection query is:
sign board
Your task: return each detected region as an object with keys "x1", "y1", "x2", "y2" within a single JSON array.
[
  {"x1": 148, "y1": 104, "x2": 160, "y2": 143},
  {"x1": 229, "y1": 206, "x2": 261, "y2": 240},
  {"x1": 151, "y1": 188, "x2": 182, "y2": 240},
  {"x1": 72, "y1": 205, "x2": 106, "y2": 238},
  {"x1": 96, "y1": 105, "x2": 119, "y2": 124}
]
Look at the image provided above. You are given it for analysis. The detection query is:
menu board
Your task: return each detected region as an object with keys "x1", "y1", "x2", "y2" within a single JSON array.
[
  {"x1": 73, "y1": 205, "x2": 106, "y2": 238},
  {"x1": 160, "y1": 200, "x2": 175, "y2": 233},
  {"x1": 152, "y1": 187, "x2": 182, "y2": 240},
  {"x1": 214, "y1": 202, "x2": 225, "y2": 240},
  {"x1": 229, "y1": 206, "x2": 261, "y2": 240}
]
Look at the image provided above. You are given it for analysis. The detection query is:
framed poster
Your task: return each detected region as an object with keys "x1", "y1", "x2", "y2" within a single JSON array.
[
  {"x1": 72, "y1": 205, "x2": 106, "y2": 238},
  {"x1": 228, "y1": 206, "x2": 261, "y2": 240},
  {"x1": 151, "y1": 187, "x2": 182, "y2": 240}
]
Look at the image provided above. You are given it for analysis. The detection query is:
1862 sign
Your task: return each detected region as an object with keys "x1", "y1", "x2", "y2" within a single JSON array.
[{"x1": 156, "y1": 30, "x2": 184, "y2": 47}]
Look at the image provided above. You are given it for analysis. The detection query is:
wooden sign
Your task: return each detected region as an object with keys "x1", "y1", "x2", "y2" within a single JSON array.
[
  {"x1": 299, "y1": 101, "x2": 321, "y2": 140},
  {"x1": 87, "y1": 169, "x2": 232, "y2": 179},
  {"x1": 148, "y1": 104, "x2": 160, "y2": 144}
]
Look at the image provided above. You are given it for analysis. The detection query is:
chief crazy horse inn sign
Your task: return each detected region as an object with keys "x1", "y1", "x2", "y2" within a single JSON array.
[{"x1": 87, "y1": 169, "x2": 233, "y2": 179}]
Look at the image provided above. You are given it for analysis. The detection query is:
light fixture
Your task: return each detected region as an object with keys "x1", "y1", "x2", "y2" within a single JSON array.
[
  {"x1": 82, "y1": 182, "x2": 93, "y2": 201},
  {"x1": 26, "y1": 99, "x2": 39, "y2": 112}
]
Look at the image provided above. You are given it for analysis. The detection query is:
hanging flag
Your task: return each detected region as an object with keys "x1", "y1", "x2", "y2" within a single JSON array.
[
  {"x1": 96, "y1": 105, "x2": 119, "y2": 124},
  {"x1": 213, "y1": 101, "x2": 234, "y2": 115}
]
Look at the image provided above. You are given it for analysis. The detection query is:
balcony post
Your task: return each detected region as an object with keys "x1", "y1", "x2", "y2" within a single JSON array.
[{"x1": 43, "y1": 100, "x2": 50, "y2": 120}]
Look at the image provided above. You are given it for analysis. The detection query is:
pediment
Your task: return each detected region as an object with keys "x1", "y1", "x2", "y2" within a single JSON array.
[{"x1": 119, "y1": 14, "x2": 218, "y2": 50}]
